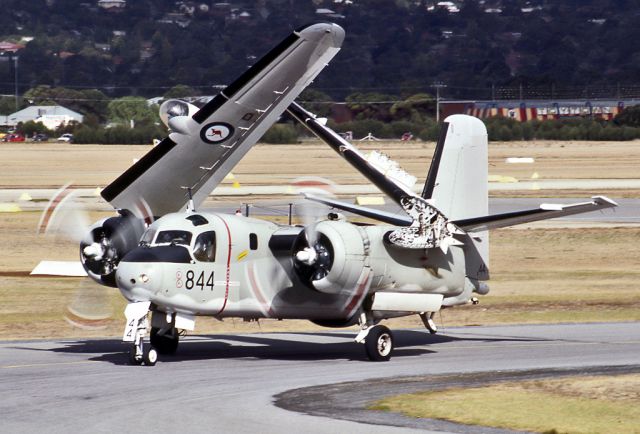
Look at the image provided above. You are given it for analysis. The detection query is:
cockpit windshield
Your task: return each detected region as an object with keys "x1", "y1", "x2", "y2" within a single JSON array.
[
  {"x1": 140, "y1": 228, "x2": 157, "y2": 246},
  {"x1": 155, "y1": 230, "x2": 192, "y2": 246}
]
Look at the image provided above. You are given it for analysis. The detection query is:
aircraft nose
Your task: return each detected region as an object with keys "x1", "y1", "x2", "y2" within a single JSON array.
[{"x1": 116, "y1": 255, "x2": 163, "y2": 302}]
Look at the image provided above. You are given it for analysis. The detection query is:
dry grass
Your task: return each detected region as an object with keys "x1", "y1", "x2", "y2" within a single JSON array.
[
  {"x1": 2, "y1": 139, "x2": 640, "y2": 190},
  {"x1": 370, "y1": 374, "x2": 640, "y2": 433}
]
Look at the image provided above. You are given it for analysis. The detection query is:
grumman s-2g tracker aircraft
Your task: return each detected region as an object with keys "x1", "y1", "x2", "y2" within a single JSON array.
[{"x1": 72, "y1": 23, "x2": 616, "y2": 365}]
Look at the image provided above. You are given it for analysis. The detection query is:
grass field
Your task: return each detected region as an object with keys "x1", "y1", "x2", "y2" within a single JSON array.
[{"x1": 370, "y1": 374, "x2": 640, "y2": 433}]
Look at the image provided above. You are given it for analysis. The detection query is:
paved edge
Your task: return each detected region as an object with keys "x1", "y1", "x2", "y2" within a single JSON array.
[{"x1": 274, "y1": 365, "x2": 640, "y2": 434}]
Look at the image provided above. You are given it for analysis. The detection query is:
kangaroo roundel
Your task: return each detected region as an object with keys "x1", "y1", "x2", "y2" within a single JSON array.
[{"x1": 201, "y1": 122, "x2": 234, "y2": 144}]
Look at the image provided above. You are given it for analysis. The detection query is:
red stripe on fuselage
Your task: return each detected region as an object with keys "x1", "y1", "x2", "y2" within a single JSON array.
[
  {"x1": 343, "y1": 271, "x2": 371, "y2": 318},
  {"x1": 213, "y1": 214, "x2": 232, "y2": 316},
  {"x1": 247, "y1": 263, "x2": 274, "y2": 317}
]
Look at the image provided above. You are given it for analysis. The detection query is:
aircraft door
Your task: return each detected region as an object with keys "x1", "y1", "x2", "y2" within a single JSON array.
[{"x1": 176, "y1": 229, "x2": 230, "y2": 314}]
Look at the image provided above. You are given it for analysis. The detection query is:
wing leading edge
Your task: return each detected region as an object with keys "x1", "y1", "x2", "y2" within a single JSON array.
[
  {"x1": 454, "y1": 196, "x2": 618, "y2": 232},
  {"x1": 102, "y1": 23, "x2": 345, "y2": 217}
]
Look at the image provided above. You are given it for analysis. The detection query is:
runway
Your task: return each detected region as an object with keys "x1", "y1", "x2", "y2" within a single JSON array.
[{"x1": 1, "y1": 322, "x2": 638, "y2": 433}]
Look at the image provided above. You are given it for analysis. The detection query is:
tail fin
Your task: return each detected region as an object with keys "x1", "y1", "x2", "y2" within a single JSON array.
[
  {"x1": 427, "y1": 115, "x2": 489, "y2": 281},
  {"x1": 426, "y1": 115, "x2": 488, "y2": 220}
]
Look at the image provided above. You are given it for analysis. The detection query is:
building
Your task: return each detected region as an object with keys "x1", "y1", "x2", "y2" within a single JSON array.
[
  {"x1": 2, "y1": 106, "x2": 84, "y2": 129},
  {"x1": 441, "y1": 99, "x2": 639, "y2": 122},
  {"x1": 0, "y1": 41, "x2": 25, "y2": 54},
  {"x1": 98, "y1": 0, "x2": 126, "y2": 10}
]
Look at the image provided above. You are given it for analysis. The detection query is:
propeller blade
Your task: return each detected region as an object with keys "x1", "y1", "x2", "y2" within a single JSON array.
[
  {"x1": 38, "y1": 183, "x2": 92, "y2": 243},
  {"x1": 291, "y1": 176, "x2": 336, "y2": 248}
]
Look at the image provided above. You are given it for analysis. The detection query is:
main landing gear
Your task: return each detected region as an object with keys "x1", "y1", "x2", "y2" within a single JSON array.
[
  {"x1": 355, "y1": 312, "x2": 394, "y2": 361},
  {"x1": 355, "y1": 311, "x2": 440, "y2": 361},
  {"x1": 150, "y1": 326, "x2": 180, "y2": 355}
]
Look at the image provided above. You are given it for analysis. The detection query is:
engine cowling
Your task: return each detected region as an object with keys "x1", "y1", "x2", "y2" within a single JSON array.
[
  {"x1": 293, "y1": 221, "x2": 367, "y2": 294},
  {"x1": 80, "y1": 211, "x2": 145, "y2": 287}
]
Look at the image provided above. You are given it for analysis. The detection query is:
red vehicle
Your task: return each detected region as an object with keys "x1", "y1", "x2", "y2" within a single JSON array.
[{"x1": 3, "y1": 133, "x2": 25, "y2": 142}]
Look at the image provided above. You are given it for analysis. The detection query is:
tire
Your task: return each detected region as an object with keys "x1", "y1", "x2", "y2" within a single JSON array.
[
  {"x1": 143, "y1": 347, "x2": 158, "y2": 366},
  {"x1": 150, "y1": 327, "x2": 179, "y2": 355},
  {"x1": 128, "y1": 345, "x2": 142, "y2": 365},
  {"x1": 364, "y1": 325, "x2": 393, "y2": 362}
]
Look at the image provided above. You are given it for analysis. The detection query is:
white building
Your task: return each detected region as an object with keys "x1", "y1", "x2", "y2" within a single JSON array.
[{"x1": 3, "y1": 106, "x2": 84, "y2": 129}]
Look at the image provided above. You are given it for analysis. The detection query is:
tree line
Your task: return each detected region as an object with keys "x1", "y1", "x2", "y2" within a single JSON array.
[{"x1": 1, "y1": 0, "x2": 640, "y2": 101}]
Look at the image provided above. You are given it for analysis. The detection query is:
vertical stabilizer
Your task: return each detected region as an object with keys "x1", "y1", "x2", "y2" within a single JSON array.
[{"x1": 428, "y1": 115, "x2": 489, "y2": 281}]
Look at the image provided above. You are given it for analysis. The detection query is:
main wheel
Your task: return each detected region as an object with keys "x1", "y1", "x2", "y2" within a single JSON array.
[
  {"x1": 143, "y1": 347, "x2": 158, "y2": 366},
  {"x1": 150, "y1": 327, "x2": 179, "y2": 355},
  {"x1": 364, "y1": 325, "x2": 394, "y2": 362}
]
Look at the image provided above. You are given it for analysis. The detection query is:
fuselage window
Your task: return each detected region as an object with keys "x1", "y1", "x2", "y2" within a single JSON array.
[
  {"x1": 193, "y1": 231, "x2": 216, "y2": 262},
  {"x1": 249, "y1": 233, "x2": 258, "y2": 250},
  {"x1": 156, "y1": 230, "x2": 192, "y2": 246}
]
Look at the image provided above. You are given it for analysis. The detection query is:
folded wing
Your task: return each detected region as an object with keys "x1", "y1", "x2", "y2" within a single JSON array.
[{"x1": 102, "y1": 23, "x2": 345, "y2": 217}]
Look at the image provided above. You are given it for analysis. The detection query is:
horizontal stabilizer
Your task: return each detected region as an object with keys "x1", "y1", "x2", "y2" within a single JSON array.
[
  {"x1": 304, "y1": 193, "x2": 411, "y2": 226},
  {"x1": 455, "y1": 196, "x2": 618, "y2": 232}
]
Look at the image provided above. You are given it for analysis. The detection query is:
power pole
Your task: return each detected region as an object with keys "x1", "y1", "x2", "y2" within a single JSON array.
[
  {"x1": 13, "y1": 55, "x2": 19, "y2": 112},
  {"x1": 432, "y1": 83, "x2": 446, "y2": 123}
]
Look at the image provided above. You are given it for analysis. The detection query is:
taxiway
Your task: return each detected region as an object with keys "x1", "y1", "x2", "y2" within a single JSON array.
[{"x1": 1, "y1": 322, "x2": 638, "y2": 433}]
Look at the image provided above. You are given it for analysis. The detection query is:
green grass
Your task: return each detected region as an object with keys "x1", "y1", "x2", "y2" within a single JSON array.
[{"x1": 371, "y1": 378, "x2": 640, "y2": 433}]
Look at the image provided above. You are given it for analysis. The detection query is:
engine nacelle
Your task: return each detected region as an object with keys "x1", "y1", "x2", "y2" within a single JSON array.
[
  {"x1": 294, "y1": 221, "x2": 367, "y2": 295},
  {"x1": 159, "y1": 99, "x2": 199, "y2": 130},
  {"x1": 80, "y1": 211, "x2": 145, "y2": 287}
]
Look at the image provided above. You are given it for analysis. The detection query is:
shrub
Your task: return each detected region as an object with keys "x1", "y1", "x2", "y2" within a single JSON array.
[{"x1": 260, "y1": 123, "x2": 298, "y2": 144}]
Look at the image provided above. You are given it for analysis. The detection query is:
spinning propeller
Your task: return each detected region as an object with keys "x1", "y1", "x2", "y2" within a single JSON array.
[
  {"x1": 37, "y1": 184, "x2": 147, "y2": 328},
  {"x1": 290, "y1": 178, "x2": 337, "y2": 285}
]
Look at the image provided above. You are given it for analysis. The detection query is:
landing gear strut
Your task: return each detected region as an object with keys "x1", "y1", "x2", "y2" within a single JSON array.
[{"x1": 123, "y1": 302, "x2": 157, "y2": 366}]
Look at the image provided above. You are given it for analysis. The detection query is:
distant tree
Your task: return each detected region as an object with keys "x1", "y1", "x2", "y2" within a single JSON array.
[
  {"x1": 0, "y1": 97, "x2": 21, "y2": 115},
  {"x1": 108, "y1": 96, "x2": 157, "y2": 127},
  {"x1": 298, "y1": 89, "x2": 333, "y2": 117},
  {"x1": 345, "y1": 92, "x2": 397, "y2": 122},
  {"x1": 614, "y1": 105, "x2": 640, "y2": 127},
  {"x1": 389, "y1": 93, "x2": 436, "y2": 123},
  {"x1": 163, "y1": 85, "x2": 197, "y2": 99}
]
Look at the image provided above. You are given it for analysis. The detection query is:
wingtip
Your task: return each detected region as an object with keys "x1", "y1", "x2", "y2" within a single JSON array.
[
  {"x1": 592, "y1": 196, "x2": 619, "y2": 207},
  {"x1": 298, "y1": 23, "x2": 345, "y2": 47}
]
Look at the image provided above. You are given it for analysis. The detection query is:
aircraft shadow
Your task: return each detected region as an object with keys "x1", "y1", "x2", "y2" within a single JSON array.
[{"x1": 44, "y1": 329, "x2": 547, "y2": 366}]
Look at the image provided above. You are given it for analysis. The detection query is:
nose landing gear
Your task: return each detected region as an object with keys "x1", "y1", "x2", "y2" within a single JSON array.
[{"x1": 123, "y1": 301, "x2": 157, "y2": 366}]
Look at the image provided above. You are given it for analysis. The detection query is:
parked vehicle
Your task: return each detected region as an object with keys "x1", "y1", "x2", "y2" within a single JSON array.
[
  {"x1": 2, "y1": 133, "x2": 25, "y2": 142},
  {"x1": 57, "y1": 133, "x2": 73, "y2": 143},
  {"x1": 32, "y1": 133, "x2": 49, "y2": 142}
]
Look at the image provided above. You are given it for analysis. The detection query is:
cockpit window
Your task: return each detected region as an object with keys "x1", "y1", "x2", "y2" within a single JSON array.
[
  {"x1": 193, "y1": 231, "x2": 216, "y2": 262},
  {"x1": 156, "y1": 230, "x2": 192, "y2": 246},
  {"x1": 140, "y1": 228, "x2": 157, "y2": 245}
]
